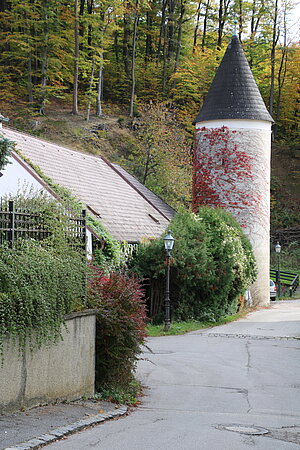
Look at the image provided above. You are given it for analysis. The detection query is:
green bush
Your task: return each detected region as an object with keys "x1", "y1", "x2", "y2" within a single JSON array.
[
  {"x1": 87, "y1": 266, "x2": 147, "y2": 392},
  {"x1": 0, "y1": 240, "x2": 86, "y2": 355},
  {"x1": 0, "y1": 136, "x2": 14, "y2": 171},
  {"x1": 131, "y1": 207, "x2": 257, "y2": 321}
]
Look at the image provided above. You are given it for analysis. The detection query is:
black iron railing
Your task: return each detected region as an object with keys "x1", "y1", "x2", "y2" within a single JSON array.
[{"x1": 0, "y1": 200, "x2": 86, "y2": 251}]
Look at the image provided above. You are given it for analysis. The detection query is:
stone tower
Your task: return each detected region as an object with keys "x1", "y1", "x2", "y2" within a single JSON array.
[{"x1": 193, "y1": 34, "x2": 273, "y2": 306}]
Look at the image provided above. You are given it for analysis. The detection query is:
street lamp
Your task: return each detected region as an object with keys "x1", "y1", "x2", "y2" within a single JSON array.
[
  {"x1": 164, "y1": 231, "x2": 175, "y2": 331},
  {"x1": 275, "y1": 242, "x2": 281, "y2": 298}
]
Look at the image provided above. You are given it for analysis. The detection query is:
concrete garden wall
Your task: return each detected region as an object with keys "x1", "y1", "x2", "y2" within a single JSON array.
[{"x1": 0, "y1": 310, "x2": 96, "y2": 415}]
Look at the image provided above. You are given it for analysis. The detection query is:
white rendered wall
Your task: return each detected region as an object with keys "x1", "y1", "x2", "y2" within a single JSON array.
[
  {"x1": 196, "y1": 119, "x2": 271, "y2": 131},
  {"x1": 194, "y1": 120, "x2": 271, "y2": 306},
  {"x1": 0, "y1": 155, "x2": 93, "y2": 256},
  {"x1": 0, "y1": 155, "x2": 47, "y2": 197}
]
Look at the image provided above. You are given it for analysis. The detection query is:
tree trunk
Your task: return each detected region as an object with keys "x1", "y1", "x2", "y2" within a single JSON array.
[
  {"x1": 162, "y1": 13, "x2": 168, "y2": 94},
  {"x1": 193, "y1": 0, "x2": 202, "y2": 52},
  {"x1": 249, "y1": 0, "x2": 261, "y2": 67},
  {"x1": 217, "y1": 0, "x2": 230, "y2": 48},
  {"x1": 39, "y1": 0, "x2": 48, "y2": 114},
  {"x1": 202, "y1": 0, "x2": 211, "y2": 49},
  {"x1": 0, "y1": 0, "x2": 9, "y2": 12},
  {"x1": 174, "y1": 0, "x2": 186, "y2": 72},
  {"x1": 275, "y1": 4, "x2": 288, "y2": 125},
  {"x1": 114, "y1": 28, "x2": 119, "y2": 64},
  {"x1": 275, "y1": 47, "x2": 287, "y2": 124},
  {"x1": 123, "y1": 8, "x2": 131, "y2": 79},
  {"x1": 96, "y1": 52, "x2": 104, "y2": 117},
  {"x1": 27, "y1": 55, "x2": 34, "y2": 103},
  {"x1": 129, "y1": 4, "x2": 139, "y2": 118},
  {"x1": 142, "y1": 147, "x2": 151, "y2": 184},
  {"x1": 145, "y1": 11, "x2": 152, "y2": 64},
  {"x1": 156, "y1": 0, "x2": 167, "y2": 62},
  {"x1": 268, "y1": 0, "x2": 279, "y2": 116},
  {"x1": 87, "y1": 0, "x2": 93, "y2": 54},
  {"x1": 238, "y1": 0, "x2": 242, "y2": 40},
  {"x1": 78, "y1": 0, "x2": 85, "y2": 52},
  {"x1": 79, "y1": 0, "x2": 85, "y2": 16},
  {"x1": 86, "y1": 56, "x2": 95, "y2": 122},
  {"x1": 25, "y1": 9, "x2": 33, "y2": 103},
  {"x1": 217, "y1": 0, "x2": 223, "y2": 47},
  {"x1": 167, "y1": 0, "x2": 176, "y2": 61},
  {"x1": 72, "y1": 0, "x2": 79, "y2": 115}
]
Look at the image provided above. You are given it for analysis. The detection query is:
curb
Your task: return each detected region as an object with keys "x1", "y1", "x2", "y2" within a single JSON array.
[
  {"x1": 4, "y1": 405, "x2": 128, "y2": 450},
  {"x1": 195, "y1": 332, "x2": 300, "y2": 340}
]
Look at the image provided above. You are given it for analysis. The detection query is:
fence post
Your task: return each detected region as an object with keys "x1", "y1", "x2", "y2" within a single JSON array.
[
  {"x1": 82, "y1": 209, "x2": 87, "y2": 256},
  {"x1": 8, "y1": 200, "x2": 15, "y2": 249},
  {"x1": 81, "y1": 209, "x2": 87, "y2": 306}
]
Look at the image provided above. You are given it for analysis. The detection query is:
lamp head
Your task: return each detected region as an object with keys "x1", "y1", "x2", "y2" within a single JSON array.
[
  {"x1": 275, "y1": 242, "x2": 281, "y2": 254},
  {"x1": 164, "y1": 231, "x2": 175, "y2": 254}
]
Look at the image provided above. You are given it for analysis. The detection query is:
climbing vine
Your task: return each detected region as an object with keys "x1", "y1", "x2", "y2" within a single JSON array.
[
  {"x1": 0, "y1": 136, "x2": 15, "y2": 170},
  {"x1": 192, "y1": 127, "x2": 262, "y2": 229}
]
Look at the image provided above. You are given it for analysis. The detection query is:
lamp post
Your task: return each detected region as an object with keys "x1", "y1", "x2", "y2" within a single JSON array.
[
  {"x1": 164, "y1": 231, "x2": 175, "y2": 331},
  {"x1": 275, "y1": 242, "x2": 281, "y2": 298}
]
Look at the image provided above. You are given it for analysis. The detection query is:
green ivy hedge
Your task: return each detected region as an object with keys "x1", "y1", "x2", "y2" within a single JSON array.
[
  {"x1": 0, "y1": 136, "x2": 14, "y2": 171},
  {"x1": 131, "y1": 207, "x2": 257, "y2": 322},
  {"x1": 0, "y1": 240, "x2": 87, "y2": 356},
  {"x1": 0, "y1": 193, "x2": 88, "y2": 357}
]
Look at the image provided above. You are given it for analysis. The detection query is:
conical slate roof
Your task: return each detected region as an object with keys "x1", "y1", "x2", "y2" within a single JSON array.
[{"x1": 194, "y1": 35, "x2": 273, "y2": 123}]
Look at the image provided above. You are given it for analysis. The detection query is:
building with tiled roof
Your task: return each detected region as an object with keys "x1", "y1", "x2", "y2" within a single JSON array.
[{"x1": 0, "y1": 125, "x2": 175, "y2": 243}]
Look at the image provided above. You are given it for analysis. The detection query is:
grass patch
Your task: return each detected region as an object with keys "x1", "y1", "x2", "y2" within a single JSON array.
[
  {"x1": 146, "y1": 311, "x2": 249, "y2": 337},
  {"x1": 94, "y1": 379, "x2": 142, "y2": 406}
]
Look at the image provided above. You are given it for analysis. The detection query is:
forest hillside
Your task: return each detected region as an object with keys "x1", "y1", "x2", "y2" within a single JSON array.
[{"x1": 0, "y1": 0, "x2": 299, "y2": 245}]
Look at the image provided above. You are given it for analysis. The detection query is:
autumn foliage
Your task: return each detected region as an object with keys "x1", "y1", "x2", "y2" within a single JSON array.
[
  {"x1": 88, "y1": 265, "x2": 147, "y2": 391},
  {"x1": 193, "y1": 127, "x2": 263, "y2": 229}
]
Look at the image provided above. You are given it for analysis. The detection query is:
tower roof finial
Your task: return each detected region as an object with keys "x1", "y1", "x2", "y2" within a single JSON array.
[{"x1": 233, "y1": 20, "x2": 237, "y2": 37}]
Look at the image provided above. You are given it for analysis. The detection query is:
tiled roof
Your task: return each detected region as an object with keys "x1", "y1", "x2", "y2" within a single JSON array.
[
  {"x1": 112, "y1": 163, "x2": 176, "y2": 221},
  {"x1": 194, "y1": 35, "x2": 273, "y2": 123},
  {"x1": 2, "y1": 127, "x2": 175, "y2": 242}
]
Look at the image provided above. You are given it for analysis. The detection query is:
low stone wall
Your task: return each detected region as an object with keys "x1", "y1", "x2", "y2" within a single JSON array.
[{"x1": 0, "y1": 310, "x2": 96, "y2": 415}]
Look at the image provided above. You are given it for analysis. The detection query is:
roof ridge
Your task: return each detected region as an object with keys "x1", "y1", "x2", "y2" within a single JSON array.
[
  {"x1": 3, "y1": 125, "x2": 101, "y2": 159},
  {"x1": 3, "y1": 124, "x2": 126, "y2": 172},
  {"x1": 113, "y1": 163, "x2": 176, "y2": 214},
  {"x1": 101, "y1": 158, "x2": 172, "y2": 222}
]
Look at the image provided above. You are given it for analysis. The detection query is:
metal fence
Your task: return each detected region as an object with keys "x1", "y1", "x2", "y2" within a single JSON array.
[{"x1": 0, "y1": 199, "x2": 86, "y2": 251}]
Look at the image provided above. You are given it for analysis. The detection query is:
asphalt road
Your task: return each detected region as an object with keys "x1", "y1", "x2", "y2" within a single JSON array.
[{"x1": 46, "y1": 300, "x2": 300, "y2": 450}]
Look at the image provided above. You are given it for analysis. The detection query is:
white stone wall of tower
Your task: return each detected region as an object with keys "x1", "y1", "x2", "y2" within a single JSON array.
[{"x1": 195, "y1": 120, "x2": 271, "y2": 306}]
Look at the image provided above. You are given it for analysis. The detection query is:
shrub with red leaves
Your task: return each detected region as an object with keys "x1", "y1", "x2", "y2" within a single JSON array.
[{"x1": 88, "y1": 265, "x2": 147, "y2": 390}]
